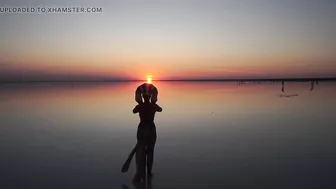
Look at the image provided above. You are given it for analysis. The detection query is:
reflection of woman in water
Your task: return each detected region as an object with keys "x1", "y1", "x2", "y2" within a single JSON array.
[{"x1": 132, "y1": 83, "x2": 162, "y2": 183}]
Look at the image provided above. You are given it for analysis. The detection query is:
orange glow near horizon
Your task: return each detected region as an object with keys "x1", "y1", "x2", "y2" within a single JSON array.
[{"x1": 146, "y1": 75, "x2": 152, "y2": 84}]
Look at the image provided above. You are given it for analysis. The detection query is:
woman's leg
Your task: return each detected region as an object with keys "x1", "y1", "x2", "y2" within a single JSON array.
[
  {"x1": 134, "y1": 127, "x2": 146, "y2": 182},
  {"x1": 146, "y1": 127, "x2": 157, "y2": 175}
]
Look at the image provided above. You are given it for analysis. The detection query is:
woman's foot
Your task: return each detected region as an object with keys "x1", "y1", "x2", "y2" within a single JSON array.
[
  {"x1": 147, "y1": 171, "x2": 153, "y2": 178},
  {"x1": 132, "y1": 174, "x2": 143, "y2": 183}
]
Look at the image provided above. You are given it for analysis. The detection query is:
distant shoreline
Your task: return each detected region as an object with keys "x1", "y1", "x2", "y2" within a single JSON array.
[{"x1": 0, "y1": 77, "x2": 335, "y2": 83}]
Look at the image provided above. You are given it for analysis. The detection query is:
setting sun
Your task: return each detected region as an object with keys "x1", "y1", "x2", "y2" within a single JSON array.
[{"x1": 146, "y1": 76, "x2": 152, "y2": 84}]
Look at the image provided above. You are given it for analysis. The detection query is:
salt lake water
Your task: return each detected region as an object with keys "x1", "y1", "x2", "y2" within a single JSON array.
[{"x1": 1, "y1": 81, "x2": 335, "y2": 189}]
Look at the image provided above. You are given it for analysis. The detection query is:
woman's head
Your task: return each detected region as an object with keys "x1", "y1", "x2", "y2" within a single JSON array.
[
  {"x1": 142, "y1": 94, "x2": 151, "y2": 103},
  {"x1": 135, "y1": 83, "x2": 158, "y2": 104}
]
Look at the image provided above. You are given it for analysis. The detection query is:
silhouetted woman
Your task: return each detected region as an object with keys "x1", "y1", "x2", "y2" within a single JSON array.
[{"x1": 132, "y1": 93, "x2": 162, "y2": 182}]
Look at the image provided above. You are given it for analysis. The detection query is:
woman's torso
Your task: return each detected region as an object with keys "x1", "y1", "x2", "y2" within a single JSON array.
[{"x1": 138, "y1": 103, "x2": 158, "y2": 124}]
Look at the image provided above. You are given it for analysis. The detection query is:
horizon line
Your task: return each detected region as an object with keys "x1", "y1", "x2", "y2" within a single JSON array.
[{"x1": 0, "y1": 77, "x2": 336, "y2": 83}]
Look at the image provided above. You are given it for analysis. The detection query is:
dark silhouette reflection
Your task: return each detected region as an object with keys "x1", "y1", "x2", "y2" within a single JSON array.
[
  {"x1": 236, "y1": 79, "x2": 325, "y2": 97},
  {"x1": 279, "y1": 94, "x2": 299, "y2": 98},
  {"x1": 121, "y1": 145, "x2": 137, "y2": 172},
  {"x1": 122, "y1": 184, "x2": 130, "y2": 189},
  {"x1": 236, "y1": 79, "x2": 325, "y2": 93},
  {"x1": 122, "y1": 174, "x2": 154, "y2": 189},
  {"x1": 237, "y1": 80, "x2": 247, "y2": 85}
]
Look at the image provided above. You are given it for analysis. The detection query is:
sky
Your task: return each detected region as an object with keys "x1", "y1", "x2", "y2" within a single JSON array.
[{"x1": 0, "y1": 0, "x2": 335, "y2": 81}]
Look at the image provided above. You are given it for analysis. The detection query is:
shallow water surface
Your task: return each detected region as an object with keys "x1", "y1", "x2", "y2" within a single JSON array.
[{"x1": 1, "y1": 81, "x2": 335, "y2": 189}]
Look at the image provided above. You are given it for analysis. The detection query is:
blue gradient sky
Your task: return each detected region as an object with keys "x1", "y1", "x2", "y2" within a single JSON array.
[{"x1": 0, "y1": 0, "x2": 335, "y2": 80}]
